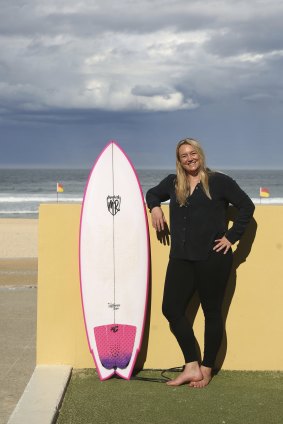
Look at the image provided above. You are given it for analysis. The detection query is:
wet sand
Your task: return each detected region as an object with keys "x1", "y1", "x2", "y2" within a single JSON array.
[{"x1": 0, "y1": 258, "x2": 38, "y2": 286}]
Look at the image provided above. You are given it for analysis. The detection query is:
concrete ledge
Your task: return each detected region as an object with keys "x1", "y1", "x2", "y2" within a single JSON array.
[{"x1": 7, "y1": 365, "x2": 72, "y2": 424}]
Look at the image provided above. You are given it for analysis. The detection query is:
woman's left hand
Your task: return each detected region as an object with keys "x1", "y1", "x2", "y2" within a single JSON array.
[{"x1": 213, "y1": 236, "x2": 232, "y2": 254}]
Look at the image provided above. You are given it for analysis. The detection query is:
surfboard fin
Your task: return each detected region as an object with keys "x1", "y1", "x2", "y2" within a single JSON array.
[{"x1": 94, "y1": 324, "x2": 136, "y2": 370}]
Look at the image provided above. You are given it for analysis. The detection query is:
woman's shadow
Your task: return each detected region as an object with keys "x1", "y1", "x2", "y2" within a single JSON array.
[{"x1": 214, "y1": 207, "x2": 257, "y2": 371}]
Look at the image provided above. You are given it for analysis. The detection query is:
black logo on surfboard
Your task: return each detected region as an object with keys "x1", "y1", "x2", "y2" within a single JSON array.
[
  {"x1": 108, "y1": 302, "x2": 120, "y2": 311},
  {"x1": 107, "y1": 195, "x2": 121, "y2": 216}
]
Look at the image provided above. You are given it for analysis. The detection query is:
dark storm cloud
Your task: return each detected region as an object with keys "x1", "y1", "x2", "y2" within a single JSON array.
[
  {"x1": 1, "y1": 0, "x2": 282, "y2": 117},
  {"x1": 131, "y1": 85, "x2": 172, "y2": 97},
  {"x1": 1, "y1": 0, "x2": 283, "y2": 168}
]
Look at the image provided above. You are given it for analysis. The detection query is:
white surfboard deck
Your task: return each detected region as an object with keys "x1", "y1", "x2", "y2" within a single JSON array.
[{"x1": 79, "y1": 141, "x2": 149, "y2": 380}]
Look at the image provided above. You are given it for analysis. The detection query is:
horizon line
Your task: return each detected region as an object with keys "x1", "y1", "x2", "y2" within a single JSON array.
[{"x1": 0, "y1": 165, "x2": 283, "y2": 171}]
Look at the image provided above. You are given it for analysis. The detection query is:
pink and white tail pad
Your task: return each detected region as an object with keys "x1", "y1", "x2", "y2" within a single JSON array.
[{"x1": 94, "y1": 324, "x2": 136, "y2": 370}]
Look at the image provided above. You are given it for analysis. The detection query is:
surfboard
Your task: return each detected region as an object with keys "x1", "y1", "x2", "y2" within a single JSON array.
[{"x1": 79, "y1": 141, "x2": 149, "y2": 381}]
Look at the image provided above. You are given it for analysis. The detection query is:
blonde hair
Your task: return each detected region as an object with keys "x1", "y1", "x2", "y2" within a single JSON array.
[{"x1": 175, "y1": 138, "x2": 212, "y2": 205}]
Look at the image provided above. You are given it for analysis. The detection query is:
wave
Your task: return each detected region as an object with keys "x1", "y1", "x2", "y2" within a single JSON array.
[
  {"x1": 0, "y1": 210, "x2": 37, "y2": 215},
  {"x1": 0, "y1": 196, "x2": 83, "y2": 203},
  {"x1": 251, "y1": 197, "x2": 283, "y2": 204},
  {"x1": 160, "y1": 198, "x2": 283, "y2": 205}
]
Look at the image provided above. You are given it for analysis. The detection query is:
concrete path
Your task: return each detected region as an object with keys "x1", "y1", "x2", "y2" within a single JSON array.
[
  {"x1": 7, "y1": 365, "x2": 72, "y2": 424},
  {"x1": 0, "y1": 286, "x2": 36, "y2": 424}
]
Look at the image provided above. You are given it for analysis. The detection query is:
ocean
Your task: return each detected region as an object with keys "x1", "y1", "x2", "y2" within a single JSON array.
[{"x1": 0, "y1": 168, "x2": 282, "y2": 218}]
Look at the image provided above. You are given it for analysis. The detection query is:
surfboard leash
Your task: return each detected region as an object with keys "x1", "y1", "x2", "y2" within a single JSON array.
[{"x1": 129, "y1": 366, "x2": 184, "y2": 383}]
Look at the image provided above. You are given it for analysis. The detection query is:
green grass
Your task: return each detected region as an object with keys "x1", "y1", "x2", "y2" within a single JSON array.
[{"x1": 57, "y1": 369, "x2": 283, "y2": 424}]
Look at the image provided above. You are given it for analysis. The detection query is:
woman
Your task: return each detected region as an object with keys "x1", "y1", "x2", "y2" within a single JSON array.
[{"x1": 146, "y1": 138, "x2": 255, "y2": 388}]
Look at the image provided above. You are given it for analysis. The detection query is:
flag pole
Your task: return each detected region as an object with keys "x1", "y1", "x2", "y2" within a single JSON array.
[
  {"x1": 56, "y1": 182, "x2": 64, "y2": 202},
  {"x1": 259, "y1": 187, "x2": 270, "y2": 204}
]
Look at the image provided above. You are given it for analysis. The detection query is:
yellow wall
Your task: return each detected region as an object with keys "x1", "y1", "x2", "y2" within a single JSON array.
[{"x1": 37, "y1": 204, "x2": 283, "y2": 370}]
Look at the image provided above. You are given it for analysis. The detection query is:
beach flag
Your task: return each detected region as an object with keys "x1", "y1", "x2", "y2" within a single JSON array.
[
  {"x1": 260, "y1": 187, "x2": 270, "y2": 198},
  {"x1": 57, "y1": 182, "x2": 64, "y2": 193}
]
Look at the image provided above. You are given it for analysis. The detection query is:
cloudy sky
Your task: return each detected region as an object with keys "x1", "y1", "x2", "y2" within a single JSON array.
[{"x1": 1, "y1": 0, "x2": 283, "y2": 169}]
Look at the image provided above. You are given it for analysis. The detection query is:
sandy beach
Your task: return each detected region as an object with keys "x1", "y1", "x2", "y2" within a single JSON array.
[
  {"x1": 0, "y1": 218, "x2": 38, "y2": 422},
  {"x1": 0, "y1": 219, "x2": 38, "y2": 286}
]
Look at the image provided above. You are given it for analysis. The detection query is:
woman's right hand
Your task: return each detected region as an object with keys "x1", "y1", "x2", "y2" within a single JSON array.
[{"x1": 151, "y1": 206, "x2": 166, "y2": 232}]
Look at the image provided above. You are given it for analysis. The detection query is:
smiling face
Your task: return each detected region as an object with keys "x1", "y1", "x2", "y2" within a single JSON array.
[{"x1": 178, "y1": 143, "x2": 202, "y2": 175}]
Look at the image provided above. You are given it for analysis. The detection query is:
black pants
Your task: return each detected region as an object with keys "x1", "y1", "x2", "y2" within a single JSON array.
[{"x1": 162, "y1": 250, "x2": 233, "y2": 368}]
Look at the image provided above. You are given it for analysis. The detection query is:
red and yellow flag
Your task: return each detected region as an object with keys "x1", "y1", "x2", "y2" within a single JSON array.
[
  {"x1": 57, "y1": 182, "x2": 64, "y2": 193},
  {"x1": 259, "y1": 187, "x2": 270, "y2": 198}
]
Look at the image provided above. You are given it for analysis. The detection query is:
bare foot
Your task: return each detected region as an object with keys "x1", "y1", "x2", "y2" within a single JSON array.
[
  {"x1": 189, "y1": 365, "x2": 212, "y2": 388},
  {"x1": 166, "y1": 362, "x2": 203, "y2": 386}
]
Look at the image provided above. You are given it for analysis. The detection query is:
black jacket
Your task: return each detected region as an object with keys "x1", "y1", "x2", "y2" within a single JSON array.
[{"x1": 146, "y1": 172, "x2": 255, "y2": 260}]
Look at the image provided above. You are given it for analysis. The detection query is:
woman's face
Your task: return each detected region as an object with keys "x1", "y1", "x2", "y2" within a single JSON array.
[{"x1": 178, "y1": 143, "x2": 201, "y2": 175}]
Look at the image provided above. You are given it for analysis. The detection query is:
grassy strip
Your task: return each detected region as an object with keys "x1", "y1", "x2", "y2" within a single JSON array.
[{"x1": 57, "y1": 369, "x2": 283, "y2": 424}]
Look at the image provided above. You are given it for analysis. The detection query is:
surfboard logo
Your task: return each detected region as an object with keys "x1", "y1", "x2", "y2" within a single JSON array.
[
  {"x1": 108, "y1": 302, "x2": 120, "y2": 311},
  {"x1": 107, "y1": 195, "x2": 121, "y2": 216}
]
